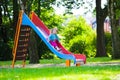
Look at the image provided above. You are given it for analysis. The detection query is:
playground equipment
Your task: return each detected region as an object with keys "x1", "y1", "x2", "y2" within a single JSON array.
[
  {"x1": 12, "y1": 10, "x2": 86, "y2": 68},
  {"x1": 12, "y1": 11, "x2": 31, "y2": 68}
]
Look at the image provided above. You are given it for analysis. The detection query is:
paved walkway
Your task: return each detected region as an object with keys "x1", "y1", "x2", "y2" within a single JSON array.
[{"x1": 0, "y1": 62, "x2": 120, "y2": 68}]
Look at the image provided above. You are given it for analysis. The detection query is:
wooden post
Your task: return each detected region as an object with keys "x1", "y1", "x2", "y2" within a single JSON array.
[
  {"x1": 22, "y1": 60, "x2": 25, "y2": 67},
  {"x1": 76, "y1": 63, "x2": 80, "y2": 66},
  {"x1": 22, "y1": 54, "x2": 26, "y2": 67},
  {"x1": 76, "y1": 59, "x2": 83, "y2": 66},
  {"x1": 12, "y1": 10, "x2": 23, "y2": 68},
  {"x1": 66, "y1": 60, "x2": 71, "y2": 67}
]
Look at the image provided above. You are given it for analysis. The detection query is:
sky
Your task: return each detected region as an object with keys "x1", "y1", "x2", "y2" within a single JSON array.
[{"x1": 53, "y1": 0, "x2": 107, "y2": 24}]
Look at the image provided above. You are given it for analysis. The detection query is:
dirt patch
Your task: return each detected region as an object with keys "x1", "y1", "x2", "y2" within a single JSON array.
[{"x1": 85, "y1": 62, "x2": 120, "y2": 66}]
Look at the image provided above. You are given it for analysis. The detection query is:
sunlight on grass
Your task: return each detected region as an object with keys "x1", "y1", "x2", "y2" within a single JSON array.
[
  {"x1": 87, "y1": 57, "x2": 120, "y2": 63},
  {"x1": 1, "y1": 65, "x2": 120, "y2": 80},
  {"x1": 20, "y1": 73, "x2": 119, "y2": 80},
  {"x1": 0, "y1": 57, "x2": 120, "y2": 80}
]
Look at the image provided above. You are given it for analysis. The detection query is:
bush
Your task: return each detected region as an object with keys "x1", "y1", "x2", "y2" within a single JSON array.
[
  {"x1": 69, "y1": 35, "x2": 96, "y2": 57},
  {"x1": 0, "y1": 42, "x2": 12, "y2": 61},
  {"x1": 61, "y1": 15, "x2": 96, "y2": 57},
  {"x1": 69, "y1": 36, "x2": 86, "y2": 53},
  {"x1": 105, "y1": 32, "x2": 112, "y2": 57},
  {"x1": 41, "y1": 52, "x2": 54, "y2": 59},
  {"x1": 0, "y1": 26, "x2": 13, "y2": 60}
]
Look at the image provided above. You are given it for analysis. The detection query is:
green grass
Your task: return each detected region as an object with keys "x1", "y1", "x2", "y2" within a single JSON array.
[
  {"x1": 0, "y1": 59, "x2": 66, "y2": 66},
  {"x1": 1, "y1": 65, "x2": 120, "y2": 80},
  {"x1": 0, "y1": 57, "x2": 120, "y2": 80},
  {"x1": 87, "y1": 57, "x2": 120, "y2": 62}
]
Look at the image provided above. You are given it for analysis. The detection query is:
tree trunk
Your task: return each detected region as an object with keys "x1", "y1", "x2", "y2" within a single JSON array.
[
  {"x1": 23, "y1": 0, "x2": 40, "y2": 64},
  {"x1": 108, "y1": 0, "x2": 120, "y2": 59},
  {"x1": 13, "y1": 0, "x2": 19, "y2": 31},
  {"x1": 29, "y1": 30, "x2": 39, "y2": 63},
  {"x1": 0, "y1": 3, "x2": 2, "y2": 27},
  {"x1": 96, "y1": 18, "x2": 106, "y2": 57},
  {"x1": 96, "y1": 0, "x2": 107, "y2": 57},
  {"x1": 37, "y1": 0, "x2": 41, "y2": 17}
]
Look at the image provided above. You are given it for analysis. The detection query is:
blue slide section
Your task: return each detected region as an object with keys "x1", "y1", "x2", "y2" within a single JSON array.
[{"x1": 21, "y1": 13, "x2": 76, "y2": 63}]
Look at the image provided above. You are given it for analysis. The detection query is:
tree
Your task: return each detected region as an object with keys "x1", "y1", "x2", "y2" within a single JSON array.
[
  {"x1": 108, "y1": 0, "x2": 120, "y2": 59},
  {"x1": 24, "y1": 0, "x2": 60, "y2": 63},
  {"x1": 13, "y1": 0, "x2": 19, "y2": 30},
  {"x1": 96, "y1": 0, "x2": 108, "y2": 57},
  {"x1": 0, "y1": 0, "x2": 15, "y2": 60},
  {"x1": 19, "y1": 0, "x2": 40, "y2": 64},
  {"x1": 28, "y1": 31, "x2": 39, "y2": 63},
  {"x1": 58, "y1": 0, "x2": 108, "y2": 57},
  {"x1": 62, "y1": 16, "x2": 96, "y2": 57},
  {"x1": 0, "y1": 2, "x2": 2, "y2": 28},
  {"x1": 56, "y1": 0, "x2": 88, "y2": 15}
]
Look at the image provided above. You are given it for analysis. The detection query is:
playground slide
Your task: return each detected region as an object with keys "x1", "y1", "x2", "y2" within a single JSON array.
[{"x1": 22, "y1": 12, "x2": 86, "y2": 64}]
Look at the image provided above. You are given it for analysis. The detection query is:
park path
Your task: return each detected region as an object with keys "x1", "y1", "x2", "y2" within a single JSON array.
[{"x1": 0, "y1": 62, "x2": 120, "y2": 68}]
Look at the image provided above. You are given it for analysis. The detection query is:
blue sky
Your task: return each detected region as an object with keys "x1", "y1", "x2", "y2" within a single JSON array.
[
  {"x1": 52, "y1": 0, "x2": 107, "y2": 24},
  {"x1": 53, "y1": 0, "x2": 107, "y2": 16}
]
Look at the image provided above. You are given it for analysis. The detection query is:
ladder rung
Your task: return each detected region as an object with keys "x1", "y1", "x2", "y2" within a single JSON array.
[
  {"x1": 18, "y1": 43, "x2": 28, "y2": 46},
  {"x1": 18, "y1": 41, "x2": 28, "y2": 43},
  {"x1": 19, "y1": 38, "x2": 29, "y2": 42},
  {"x1": 17, "y1": 46, "x2": 28, "y2": 49},
  {"x1": 16, "y1": 50, "x2": 27, "y2": 53},
  {"x1": 21, "y1": 28, "x2": 31, "y2": 31},
  {"x1": 19, "y1": 39, "x2": 29, "y2": 42},
  {"x1": 19, "y1": 35, "x2": 30, "y2": 39},
  {"x1": 20, "y1": 32, "x2": 30, "y2": 35},
  {"x1": 16, "y1": 51, "x2": 27, "y2": 55},
  {"x1": 17, "y1": 49, "x2": 27, "y2": 52},
  {"x1": 17, "y1": 47, "x2": 27, "y2": 50},
  {"x1": 20, "y1": 34, "x2": 29, "y2": 37},
  {"x1": 16, "y1": 53, "x2": 27, "y2": 56},
  {"x1": 16, "y1": 56, "x2": 26, "y2": 60}
]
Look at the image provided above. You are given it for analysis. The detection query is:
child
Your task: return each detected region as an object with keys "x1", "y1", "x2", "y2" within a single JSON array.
[{"x1": 48, "y1": 27, "x2": 61, "y2": 51}]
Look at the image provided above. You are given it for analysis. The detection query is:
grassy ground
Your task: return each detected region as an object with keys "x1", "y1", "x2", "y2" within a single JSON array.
[{"x1": 0, "y1": 57, "x2": 120, "y2": 80}]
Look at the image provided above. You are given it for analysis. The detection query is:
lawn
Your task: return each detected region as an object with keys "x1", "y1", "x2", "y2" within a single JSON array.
[{"x1": 0, "y1": 57, "x2": 120, "y2": 80}]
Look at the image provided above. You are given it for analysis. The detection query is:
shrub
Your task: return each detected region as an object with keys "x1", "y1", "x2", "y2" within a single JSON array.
[
  {"x1": 105, "y1": 32, "x2": 112, "y2": 57},
  {"x1": 0, "y1": 42, "x2": 12, "y2": 61},
  {"x1": 61, "y1": 15, "x2": 96, "y2": 57},
  {"x1": 69, "y1": 35, "x2": 96, "y2": 57},
  {"x1": 69, "y1": 35, "x2": 86, "y2": 53},
  {"x1": 41, "y1": 52, "x2": 54, "y2": 59}
]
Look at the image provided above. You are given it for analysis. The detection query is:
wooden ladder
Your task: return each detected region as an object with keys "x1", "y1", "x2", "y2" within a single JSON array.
[{"x1": 12, "y1": 10, "x2": 31, "y2": 68}]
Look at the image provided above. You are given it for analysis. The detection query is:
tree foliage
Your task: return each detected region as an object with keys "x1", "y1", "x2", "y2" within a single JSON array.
[
  {"x1": 0, "y1": 0, "x2": 63, "y2": 60},
  {"x1": 56, "y1": 0, "x2": 94, "y2": 15},
  {"x1": 30, "y1": 3, "x2": 64, "y2": 59},
  {"x1": 36, "y1": 10, "x2": 64, "y2": 59},
  {"x1": 1, "y1": 0, "x2": 120, "y2": 61},
  {"x1": 104, "y1": 32, "x2": 112, "y2": 57},
  {"x1": 0, "y1": 0, "x2": 14, "y2": 60},
  {"x1": 61, "y1": 16, "x2": 96, "y2": 57},
  {"x1": 40, "y1": 8, "x2": 64, "y2": 29}
]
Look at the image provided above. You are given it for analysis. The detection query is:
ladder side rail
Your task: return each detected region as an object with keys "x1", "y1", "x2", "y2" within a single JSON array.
[{"x1": 12, "y1": 10, "x2": 23, "y2": 68}]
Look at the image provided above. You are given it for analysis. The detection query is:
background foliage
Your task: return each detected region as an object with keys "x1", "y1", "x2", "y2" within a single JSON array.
[
  {"x1": 61, "y1": 16, "x2": 96, "y2": 57},
  {"x1": 1, "y1": 0, "x2": 118, "y2": 61}
]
